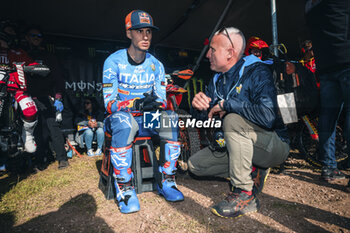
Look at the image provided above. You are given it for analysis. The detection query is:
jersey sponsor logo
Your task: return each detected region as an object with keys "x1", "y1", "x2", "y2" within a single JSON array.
[
  {"x1": 103, "y1": 83, "x2": 113, "y2": 88},
  {"x1": 130, "y1": 92, "x2": 145, "y2": 96},
  {"x1": 103, "y1": 68, "x2": 116, "y2": 80},
  {"x1": 119, "y1": 73, "x2": 155, "y2": 84},
  {"x1": 15, "y1": 64, "x2": 26, "y2": 87},
  {"x1": 134, "y1": 66, "x2": 145, "y2": 74},
  {"x1": 119, "y1": 83, "x2": 153, "y2": 89},
  {"x1": 103, "y1": 88, "x2": 113, "y2": 94},
  {"x1": 118, "y1": 64, "x2": 127, "y2": 70},
  {"x1": 118, "y1": 88, "x2": 130, "y2": 95}
]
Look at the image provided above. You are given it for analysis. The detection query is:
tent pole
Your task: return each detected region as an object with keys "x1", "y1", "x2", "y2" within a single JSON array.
[
  {"x1": 271, "y1": 0, "x2": 279, "y2": 57},
  {"x1": 192, "y1": 0, "x2": 233, "y2": 74}
]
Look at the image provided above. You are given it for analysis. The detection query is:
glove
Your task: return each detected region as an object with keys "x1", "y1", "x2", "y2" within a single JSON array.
[
  {"x1": 133, "y1": 93, "x2": 163, "y2": 111},
  {"x1": 54, "y1": 99, "x2": 64, "y2": 112}
]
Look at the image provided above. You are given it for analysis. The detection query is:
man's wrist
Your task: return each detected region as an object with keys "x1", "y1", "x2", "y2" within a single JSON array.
[{"x1": 219, "y1": 100, "x2": 225, "y2": 111}]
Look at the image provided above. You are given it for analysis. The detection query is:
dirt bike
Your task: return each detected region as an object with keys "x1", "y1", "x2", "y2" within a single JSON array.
[
  {"x1": 165, "y1": 69, "x2": 201, "y2": 171},
  {"x1": 296, "y1": 111, "x2": 348, "y2": 168},
  {"x1": 0, "y1": 63, "x2": 50, "y2": 172},
  {"x1": 268, "y1": 47, "x2": 348, "y2": 168}
]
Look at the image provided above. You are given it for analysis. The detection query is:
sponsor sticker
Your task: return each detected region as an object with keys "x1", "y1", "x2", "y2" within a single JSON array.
[
  {"x1": 139, "y1": 12, "x2": 151, "y2": 24},
  {"x1": 118, "y1": 88, "x2": 130, "y2": 95},
  {"x1": 103, "y1": 83, "x2": 113, "y2": 88}
]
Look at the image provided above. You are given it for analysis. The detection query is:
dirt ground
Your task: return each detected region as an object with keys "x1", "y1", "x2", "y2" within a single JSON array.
[{"x1": 0, "y1": 152, "x2": 349, "y2": 233}]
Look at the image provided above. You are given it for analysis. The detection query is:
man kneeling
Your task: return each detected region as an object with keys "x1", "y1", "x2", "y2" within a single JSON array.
[{"x1": 189, "y1": 27, "x2": 290, "y2": 219}]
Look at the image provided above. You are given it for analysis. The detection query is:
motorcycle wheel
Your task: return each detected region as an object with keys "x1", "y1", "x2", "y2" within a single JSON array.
[
  {"x1": 176, "y1": 109, "x2": 201, "y2": 171},
  {"x1": 298, "y1": 116, "x2": 348, "y2": 167}
]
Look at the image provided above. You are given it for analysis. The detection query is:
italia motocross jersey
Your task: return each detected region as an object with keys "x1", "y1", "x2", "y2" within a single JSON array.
[{"x1": 102, "y1": 49, "x2": 166, "y2": 114}]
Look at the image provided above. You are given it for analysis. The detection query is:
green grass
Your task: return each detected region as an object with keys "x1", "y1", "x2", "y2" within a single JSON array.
[{"x1": 0, "y1": 157, "x2": 100, "y2": 225}]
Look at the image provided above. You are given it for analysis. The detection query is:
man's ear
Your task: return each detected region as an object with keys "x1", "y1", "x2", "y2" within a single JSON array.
[
  {"x1": 126, "y1": 30, "x2": 132, "y2": 40},
  {"x1": 227, "y1": 48, "x2": 234, "y2": 59}
]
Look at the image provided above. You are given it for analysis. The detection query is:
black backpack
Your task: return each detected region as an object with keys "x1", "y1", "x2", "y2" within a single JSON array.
[{"x1": 272, "y1": 59, "x2": 319, "y2": 117}]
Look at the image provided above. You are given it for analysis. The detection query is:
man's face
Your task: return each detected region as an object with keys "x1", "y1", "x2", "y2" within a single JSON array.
[
  {"x1": 26, "y1": 29, "x2": 43, "y2": 47},
  {"x1": 206, "y1": 34, "x2": 233, "y2": 72},
  {"x1": 250, "y1": 48, "x2": 262, "y2": 58},
  {"x1": 127, "y1": 28, "x2": 152, "y2": 51}
]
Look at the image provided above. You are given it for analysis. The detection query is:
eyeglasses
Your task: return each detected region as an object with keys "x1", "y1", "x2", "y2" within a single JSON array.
[
  {"x1": 29, "y1": 33, "x2": 43, "y2": 38},
  {"x1": 219, "y1": 27, "x2": 234, "y2": 49}
]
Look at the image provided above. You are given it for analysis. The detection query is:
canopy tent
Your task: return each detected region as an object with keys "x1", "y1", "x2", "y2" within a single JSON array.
[
  {"x1": 2, "y1": 0, "x2": 309, "y2": 129},
  {"x1": 3, "y1": 0, "x2": 308, "y2": 58}
]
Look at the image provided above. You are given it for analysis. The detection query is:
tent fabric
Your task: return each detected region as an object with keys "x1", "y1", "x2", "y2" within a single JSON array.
[{"x1": 3, "y1": 0, "x2": 308, "y2": 58}]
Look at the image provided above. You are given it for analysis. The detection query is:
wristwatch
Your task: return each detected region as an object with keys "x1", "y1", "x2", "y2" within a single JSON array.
[{"x1": 219, "y1": 100, "x2": 225, "y2": 111}]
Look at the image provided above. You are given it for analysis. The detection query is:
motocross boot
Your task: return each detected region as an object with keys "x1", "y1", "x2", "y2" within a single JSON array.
[
  {"x1": 22, "y1": 119, "x2": 37, "y2": 153},
  {"x1": 110, "y1": 145, "x2": 140, "y2": 214},
  {"x1": 156, "y1": 140, "x2": 184, "y2": 202}
]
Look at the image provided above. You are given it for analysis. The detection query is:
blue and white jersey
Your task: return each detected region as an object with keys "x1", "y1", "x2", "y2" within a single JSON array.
[{"x1": 102, "y1": 49, "x2": 166, "y2": 114}]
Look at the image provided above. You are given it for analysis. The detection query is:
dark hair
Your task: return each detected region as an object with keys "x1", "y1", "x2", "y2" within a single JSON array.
[
  {"x1": 83, "y1": 96, "x2": 100, "y2": 114},
  {"x1": 25, "y1": 25, "x2": 43, "y2": 35}
]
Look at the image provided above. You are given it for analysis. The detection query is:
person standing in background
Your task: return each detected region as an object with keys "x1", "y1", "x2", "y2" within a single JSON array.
[
  {"x1": 305, "y1": 0, "x2": 349, "y2": 184},
  {"x1": 24, "y1": 26, "x2": 69, "y2": 170}
]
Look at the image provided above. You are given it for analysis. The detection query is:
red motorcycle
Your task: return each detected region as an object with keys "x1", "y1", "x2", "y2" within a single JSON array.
[
  {"x1": 165, "y1": 69, "x2": 201, "y2": 171},
  {"x1": 0, "y1": 63, "x2": 49, "y2": 172}
]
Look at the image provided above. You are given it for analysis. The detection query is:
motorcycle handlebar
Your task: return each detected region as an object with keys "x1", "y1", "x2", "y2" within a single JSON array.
[
  {"x1": 168, "y1": 69, "x2": 193, "y2": 80},
  {"x1": 23, "y1": 64, "x2": 51, "y2": 77},
  {"x1": 0, "y1": 64, "x2": 51, "y2": 77}
]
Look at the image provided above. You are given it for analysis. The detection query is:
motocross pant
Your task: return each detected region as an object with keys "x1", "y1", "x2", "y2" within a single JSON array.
[{"x1": 104, "y1": 110, "x2": 179, "y2": 185}]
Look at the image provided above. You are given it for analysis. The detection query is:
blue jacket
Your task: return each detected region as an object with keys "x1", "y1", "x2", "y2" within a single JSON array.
[{"x1": 196, "y1": 55, "x2": 289, "y2": 143}]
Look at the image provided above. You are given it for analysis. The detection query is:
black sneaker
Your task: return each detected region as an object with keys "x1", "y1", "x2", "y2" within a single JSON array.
[
  {"x1": 251, "y1": 167, "x2": 270, "y2": 195},
  {"x1": 58, "y1": 160, "x2": 69, "y2": 170},
  {"x1": 211, "y1": 188, "x2": 260, "y2": 219},
  {"x1": 321, "y1": 167, "x2": 345, "y2": 181}
]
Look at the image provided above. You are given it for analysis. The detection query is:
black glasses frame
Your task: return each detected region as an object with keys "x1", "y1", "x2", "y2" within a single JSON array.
[{"x1": 219, "y1": 27, "x2": 234, "y2": 48}]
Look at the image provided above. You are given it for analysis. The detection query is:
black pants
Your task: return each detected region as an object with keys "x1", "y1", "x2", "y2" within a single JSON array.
[{"x1": 34, "y1": 96, "x2": 67, "y2": 163}]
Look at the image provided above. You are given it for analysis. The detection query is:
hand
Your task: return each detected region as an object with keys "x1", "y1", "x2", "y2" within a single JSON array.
[
  {"x1": 134, "y1": 93, "x2": 163, "y2": 111},
  {"x1": 208, "y1": 103, "x2": 226, "y2": 119},
  {"x1": 192, "y1": 92, "x2": 211, "y2": 111},
  {"x1": 54, "y1": 99, "x2": 64, "y2": 112},
  {"x1": 285, "y1": 62, "x2": 296, "y2": 75}
]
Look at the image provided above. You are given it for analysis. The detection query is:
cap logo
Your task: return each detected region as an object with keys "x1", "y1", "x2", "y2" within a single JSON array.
[{"x1": 139, "y1": 12, "x2": 151, "y2": 24}]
